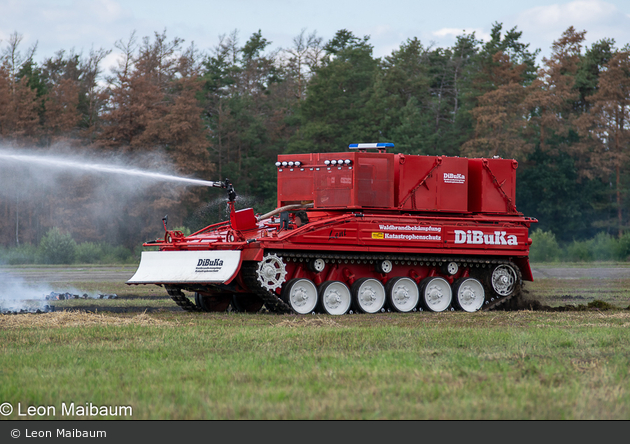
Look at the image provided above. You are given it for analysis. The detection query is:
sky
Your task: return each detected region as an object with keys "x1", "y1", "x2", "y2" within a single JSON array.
[{"x1": 1, "y1": 0, "x2": 629, "y2": 75}]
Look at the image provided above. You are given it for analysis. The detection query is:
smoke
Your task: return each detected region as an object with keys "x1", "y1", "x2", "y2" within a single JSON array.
[
  {"x1": 0, "y1": 269, "x2": 54, "y2": 313},
  {"x1": 0, "y1": 268, "x2": 118, "y2": 314}
]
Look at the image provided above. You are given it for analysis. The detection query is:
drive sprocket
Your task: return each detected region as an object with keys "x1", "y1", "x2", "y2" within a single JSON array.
[{"x1": 255, "y1": 253, "x2": 288, "y2": 292}]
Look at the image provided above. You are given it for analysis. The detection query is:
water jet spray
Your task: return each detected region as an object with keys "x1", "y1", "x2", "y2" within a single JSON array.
[{"x1": 0, "y1": 149, "x2": 219, "y2": 188}]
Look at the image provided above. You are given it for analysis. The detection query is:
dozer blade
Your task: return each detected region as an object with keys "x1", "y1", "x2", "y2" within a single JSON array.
[{"x1": 127, "y1": 251, "x2": 242, "y2": 285}]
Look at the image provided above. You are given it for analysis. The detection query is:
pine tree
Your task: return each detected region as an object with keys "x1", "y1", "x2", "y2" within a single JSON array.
[
  {"x1": 43, "y1": 78, "x2": 80, "y2": 142},
  {"x1": 460, "y1": 23, "x2": 539, "y2": 159},
  {"x1": 576, "y1": 51, "x2": 630, "y2": 237},
  {"x1": 526, "y1": 27, "x2": 586, "y2": 151},
  {"x1": 461, "y1": 50, "x2": 533, "y2": 159},
  {"x1": 290, "y1": 29, "x2": 378, "y2": 153}
]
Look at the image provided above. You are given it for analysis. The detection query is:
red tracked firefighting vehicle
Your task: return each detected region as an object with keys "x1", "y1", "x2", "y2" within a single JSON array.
[{"x1": 127, "y1": 143, "x2": 537, "y2": 315}]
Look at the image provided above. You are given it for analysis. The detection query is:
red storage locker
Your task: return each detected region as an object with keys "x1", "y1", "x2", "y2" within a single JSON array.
[
  {"x1": 277, "y1": 152, "x2": 394, "y2": 209},
  {"x1": 468, "y1": 158, "x2": 518, "y2": 213},
  {"x1": 277, "y1": 153, "x2": 316, "y2": 206},
  {"x1": 353, "y1": 153, "x2": 394, "y2": 208},
  {"x1": 395, "y1": 155, "x2": 468, "y2": 212}
]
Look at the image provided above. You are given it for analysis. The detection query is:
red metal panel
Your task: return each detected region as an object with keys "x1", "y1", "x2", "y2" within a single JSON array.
[
  {"x1": 396, "y1": 155, "x2": 468, "y2": 212},
  {"x1": 315, "y1": 165, "x2": 353, "y2": 207},
  {"x1": 277, "y1": 154, "x2": 316, "y2": 206},
  {"x1": 286, "y1": 213, "x2": 531, "y2": 256},
  {"x1": 231, "y1": 208, "x2": 257, "y2": 231},
  {"x1": 278, "y1": 152, "x2": 394, "y2": 209},
  {"x1": 278, "y1": 152, "x2": 516, "y2": 214},
  {"x1": 355, "y1": 153, "x2": 394, "y2": 208},
  {"x1": 468, "y1": 158, "x2": 518, "y2": 213}
]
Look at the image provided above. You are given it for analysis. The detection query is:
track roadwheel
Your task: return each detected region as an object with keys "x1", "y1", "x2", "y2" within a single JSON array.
[
  {"x1": 282, "y1": 278, "x2": 318, "y2": 314},
  {"x1": 195, "y1": 292, "x2": 231, "y2": 312},
  {"x1": 386, "y1": 277, "x2": 420, "y2": 313},
  {"x1": 419, "y1": 277, "x2": 452, "y2": 312},
  {"x1": 489, "y1": 264, "x2": 519, "y2": 297},
  {"x1": 452, "y1": 278, "x2": 485, "y2": 312},
  {"x1": 352, "y1": 278, "x2": 386, "y2": 314},
  {"x1": 231, "y1": 294, "x2": 264, "y2": 313},
  {"x1": 319, "y1": 281, "x2": 351, "y2": 315}
]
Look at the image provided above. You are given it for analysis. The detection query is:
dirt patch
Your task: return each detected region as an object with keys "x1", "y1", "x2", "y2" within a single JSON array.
[{"x1": 499, "y1": 292, "x2": 623, "y2": 312}]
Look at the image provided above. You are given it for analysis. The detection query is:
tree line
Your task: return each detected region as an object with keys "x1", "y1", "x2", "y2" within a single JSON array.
[{"x1": 0, "y1": 23, "x2": 628, "y2": 251}]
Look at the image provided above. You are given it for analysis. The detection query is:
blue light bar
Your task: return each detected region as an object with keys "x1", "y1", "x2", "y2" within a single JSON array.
[{"x1": 348, "y1": 143, "x2": 395, "y2": 150}]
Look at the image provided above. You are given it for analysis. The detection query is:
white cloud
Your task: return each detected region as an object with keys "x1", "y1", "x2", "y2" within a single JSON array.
[
  {"x1": 0, "y1": 0, "x2": 143, "y2": 62},
  {"x1": 522, "y1": 0, "x2": 616, "y2": 25},
  {"x1": 89, "y1": 0, "x2": 125, "y2": 21},
  {"x1": 509, "y1": 0, "x2": 630, "y2": 55}
]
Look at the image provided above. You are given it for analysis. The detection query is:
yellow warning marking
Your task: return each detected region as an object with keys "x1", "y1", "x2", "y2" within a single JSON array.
[{"x1": 371, "y1": 232, "x2": 384, "y2": 239}]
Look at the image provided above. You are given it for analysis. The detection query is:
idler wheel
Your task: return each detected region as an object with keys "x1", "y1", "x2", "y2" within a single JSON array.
[
  {"x1": 489, "y1": 264, "x2": 519, "y2": 297},
  {"x1": 319, "y1": 281, "x2": 351, "y2": 315},
  {"x1": 386, "y1": 277, "x2": 419, "y2": 313}
]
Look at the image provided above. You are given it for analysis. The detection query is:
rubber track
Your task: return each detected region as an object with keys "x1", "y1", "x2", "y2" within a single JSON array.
[
  {"x1": 165, "y1": 285, "x2": 202, "y2": 312},
  {"x1": 244, "y1": 250, "x2": 524, "y2": 314},
  {"x1": 242, "y1": 262, "x2": 294, "y2": 314}
]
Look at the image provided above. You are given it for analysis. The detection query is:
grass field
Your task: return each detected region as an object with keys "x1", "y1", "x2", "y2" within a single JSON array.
[{"x1": 1, "y1": 264, "x2": 629, "y2": 420}]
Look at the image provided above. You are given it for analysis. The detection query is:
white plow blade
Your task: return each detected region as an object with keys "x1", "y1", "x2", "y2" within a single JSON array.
[{"x1": 127, "y1": 251, "x2": 242, "y2": 284}]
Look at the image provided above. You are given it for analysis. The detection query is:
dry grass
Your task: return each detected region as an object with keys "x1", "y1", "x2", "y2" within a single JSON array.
[
  {"x1": 0, "y1": 311, "x2": 170, "y2": 329},
  {"x1": 274, "y1": 316, "x2": 341, "y2": 328}
]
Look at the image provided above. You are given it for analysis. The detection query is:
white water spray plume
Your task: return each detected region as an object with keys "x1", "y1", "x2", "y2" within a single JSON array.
[
  {"x1": 0, "y1": 149, "x2": 217, "y2": 187},
  {"x1": 0, "y1": 145, "x2": 220, "y2": 247}
]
